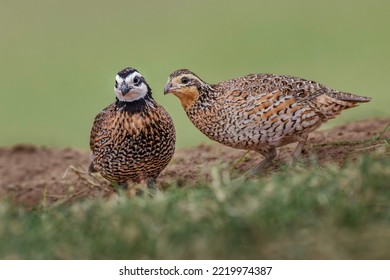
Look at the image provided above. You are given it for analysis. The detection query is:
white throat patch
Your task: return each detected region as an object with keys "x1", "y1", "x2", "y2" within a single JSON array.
[{"x1": 114, "y1": 72, "x2": 148, "y2": 102}]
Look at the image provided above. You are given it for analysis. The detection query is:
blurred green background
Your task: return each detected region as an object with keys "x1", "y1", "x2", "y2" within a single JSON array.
[{"x1": 1, "y1": 0, "x2": 389, "y2": 149}]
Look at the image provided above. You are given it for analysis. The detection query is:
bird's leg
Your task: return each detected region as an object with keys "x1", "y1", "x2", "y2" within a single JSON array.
[
  {"x1": 134, "y1": 178, "x2": 158, "y2": 197},
  {"x1": 289, "y1": 134, "x2": 308, "y2": 165},
  {"x1": 112, "y1": 181, "x2": 128, "y2": 192},
  {"x1": 249, "y1": 146, "x2": 277, "y2": 175},
  {"x1": 87, "y1": 152, "x2": 97, "y2": 173},
  {"x1": 145, "y1": 177, "x2": 157, "y2": 188},
  {"x1": 87, "y1": 161, "x2": 97, "y2": 173}
]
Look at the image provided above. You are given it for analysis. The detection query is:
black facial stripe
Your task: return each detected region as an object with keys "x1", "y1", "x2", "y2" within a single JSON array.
[
  {"x1": 181, "y1": 76, "x2": 190, "y2": 84},
  {"x1": 133, "y1": 76, "x2": 141, "y2": 86}
]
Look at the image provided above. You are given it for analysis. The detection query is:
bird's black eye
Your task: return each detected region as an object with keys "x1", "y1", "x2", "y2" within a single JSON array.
[
  {"x1": 115, "y1": 80, "x2": 118, "y2": 87},
  {"x1": 181, "y1": 77, "x2": 190, "y2": 84},
  {"x1": 133, "y1": 76, "x2": 141, "y2": 86}
]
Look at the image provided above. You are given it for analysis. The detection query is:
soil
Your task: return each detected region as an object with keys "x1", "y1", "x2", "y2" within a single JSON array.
[{"x1": 0, "y1": 118, "x2": 389, "y2": 209}]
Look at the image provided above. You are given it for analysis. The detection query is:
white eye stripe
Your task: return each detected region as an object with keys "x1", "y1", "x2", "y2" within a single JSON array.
[
  {"x1": 115, "y1": 75, "x2": 124, "y2": 84},
  {"x1": 125, "y1": 72, "x2": 143, "y2": 85}
]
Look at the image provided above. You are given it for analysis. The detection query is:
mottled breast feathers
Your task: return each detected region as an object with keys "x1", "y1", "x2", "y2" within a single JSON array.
[{"x1": 90, "y1": 99, "x2": 175, "y2": 184}]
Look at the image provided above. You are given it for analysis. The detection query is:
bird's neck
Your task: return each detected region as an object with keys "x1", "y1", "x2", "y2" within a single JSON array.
[
  {"x1": 115, "y1": 94, "x2": 155, "y2": 114},
  {"x1": 196, "y1": 84, "x2": 218, "y2": 103}
]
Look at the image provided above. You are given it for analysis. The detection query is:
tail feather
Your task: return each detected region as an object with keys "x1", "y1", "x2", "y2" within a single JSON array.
[
  {"x1": 328, "y1": 91, "x2": 371, "y2": 103},
  {"x1": 315, "y1": 91, "x2": 371, "y2": 119}
]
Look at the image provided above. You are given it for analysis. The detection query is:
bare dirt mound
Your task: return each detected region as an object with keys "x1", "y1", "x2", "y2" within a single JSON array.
[{"x1": 0, "y1": 118, "x2": 389, "y2": 208}]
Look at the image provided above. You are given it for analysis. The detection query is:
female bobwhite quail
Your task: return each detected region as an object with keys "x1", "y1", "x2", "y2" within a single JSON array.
[
  {"x1": 90, "y1": 67, "x2": 175, "y2": 187},
  {"x1": 164, "y1": 69, "x2": 370, "y2": 173}
]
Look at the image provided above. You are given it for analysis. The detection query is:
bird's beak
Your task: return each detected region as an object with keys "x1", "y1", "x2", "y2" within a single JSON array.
[
  {"x1": 120, "y1": 83, "x2": 131, "y2": 96},
  {"x1": 164, "y1": 83, "x2": 172, "y2": 95}
]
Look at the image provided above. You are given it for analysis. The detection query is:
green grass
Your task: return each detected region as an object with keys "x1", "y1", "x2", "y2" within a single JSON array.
[
  {"x1": 1, "y1": 153, "x2": 389, "y2": 259},
  {"x1": 0, "y1": 0, "x2": 389, "y2": 149}
]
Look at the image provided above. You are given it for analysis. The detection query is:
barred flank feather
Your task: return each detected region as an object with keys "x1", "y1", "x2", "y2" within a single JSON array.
[{"x1": 165, "y1": 69, "x2": 370, "y2": 173}]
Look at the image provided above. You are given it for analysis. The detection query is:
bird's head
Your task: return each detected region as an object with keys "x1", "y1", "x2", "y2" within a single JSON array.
[
  {"x1": 164, "y1": 69, "x2": 207, "y2": 111},
  {"x1": 114, "y1": 67, "x2": 151, "y2": 102}
]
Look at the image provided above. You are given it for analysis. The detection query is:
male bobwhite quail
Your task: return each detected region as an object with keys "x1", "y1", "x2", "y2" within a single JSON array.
[
  {"x1": 90, "y1": 67, "x2": 176, "y2": 187},
  {"x1": 164, "y1": 69, "x2": 370, "y2": 173}
]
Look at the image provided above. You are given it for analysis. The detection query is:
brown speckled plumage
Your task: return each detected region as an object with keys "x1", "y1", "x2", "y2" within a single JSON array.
[
  {"x1": 90, "y1": 67, "x2": 175, "y2": 186},
  {"x1": 164, "y1": 69, "x2": 370, "y2": 172}
]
